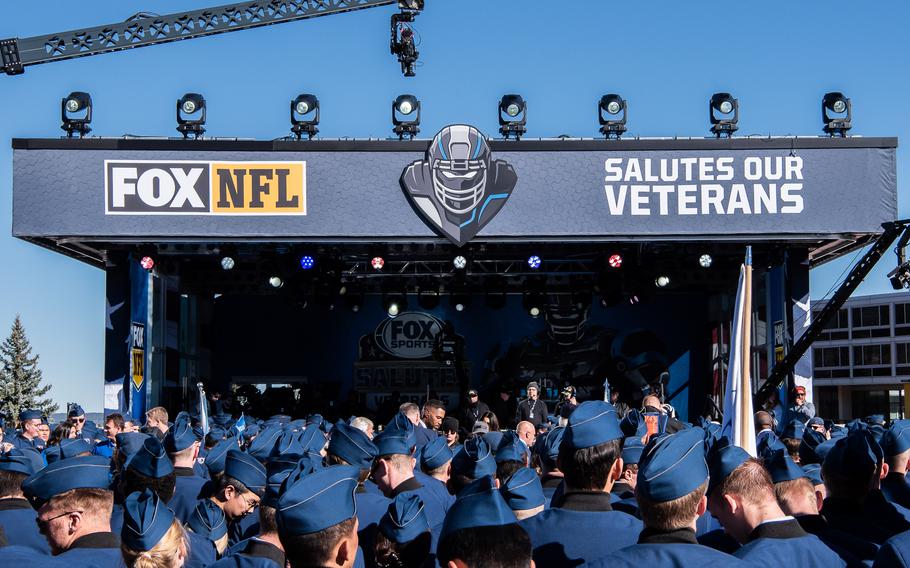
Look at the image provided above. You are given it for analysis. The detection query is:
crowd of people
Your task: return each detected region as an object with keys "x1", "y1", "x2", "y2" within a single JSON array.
[{"x1": 0, "y1": 381, "x2": 909, "y2": 567}]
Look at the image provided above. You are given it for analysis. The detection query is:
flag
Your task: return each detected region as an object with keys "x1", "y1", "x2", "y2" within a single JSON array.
[
  {"x1": 235, "y1": 412, "x2": 247, "y2": 434},
  {"x1": 720, "y1": 246, "x2": 757, "y2": 456}
]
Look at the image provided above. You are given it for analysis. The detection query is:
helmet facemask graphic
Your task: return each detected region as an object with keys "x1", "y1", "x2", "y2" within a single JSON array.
[{"x1": 431, "y1": 132, "x2": 489, "y2": 215}]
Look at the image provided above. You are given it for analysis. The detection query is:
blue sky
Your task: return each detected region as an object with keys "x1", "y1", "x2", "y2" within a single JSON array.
[{"x1": 1, "y1": 1, "x2": 908, "y2": 411}]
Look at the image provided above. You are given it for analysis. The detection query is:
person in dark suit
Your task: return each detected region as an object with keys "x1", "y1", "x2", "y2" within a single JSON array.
[{"x1": 515, "y1": 382, "x2": 548, "y2": 429}]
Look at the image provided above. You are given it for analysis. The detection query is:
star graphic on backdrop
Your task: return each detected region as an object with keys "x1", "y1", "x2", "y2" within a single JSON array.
[
  {"x1": 795, "y1": 298, "x2": 811, "y2": 328},
  {"x1": 106, "y1": 299, "x2": 125, "y2": 331}
]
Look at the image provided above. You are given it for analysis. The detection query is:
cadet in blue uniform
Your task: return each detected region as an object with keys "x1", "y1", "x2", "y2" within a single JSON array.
[
  {"x1": 275, "y1": 464, "x2": 362, "y2": 568},
  {"x1": 373, "y1": 413, "x2": 449, "y2": 531},
  {"x1": 374, "y1": 493, "x2": 434, "y2": 568},
  {"x1": 881, "y1": 420, "x2": 910, "y2": 509},
  {"x1": 418, "y1": 435, "x2": 454, "y2": 489},
  {"x1": 165, "y1": 415, "x2": 209, "y2": 523},
  {"x1": 0, "y1": 449, "x2": 49, "y2": 554},
  {"x1": 205, "y1": 449, "x2": 268, "y2": 547},
  {"x1": 448, "y1": 435, "x2": 497, "y2": 496},
  {"x1": 327, "y1": 420, "x2": 388, "y2": 568},
  {"x1": 11, "y1": 410, "x2": 44, "y2": 452},
  {"x1": 584, "y1": 427, "x2": 748, "y2": 567},
  {"x1": 705, "y1": 438, "x2": 845, "y2": 565},
  {"x1": 612, "y1": 435, "x2": 644, "y2": 517},
  {"x1": 436, "y1": 475, "x2": 532, "y2": 568},
  {"x1": 185, "y1": 498, "x2": 227, "y2": 566},
  {"x1": 520, "y1": 400, "x2": 641, "y2": 566},
  {"x1": 874, "y1": 529, "x2": 910, "y2": 567},
  {"x1": 500, "y1": 466, "x2": 546, "y2": 521},
  {"x1": 121, "y1": 489, "x2": 188, "y2": 566},
  {"x1": 22, "y1": 455, "x2": 123, "y2": 566},
  {"x1": 534, "y1": 426, "x2": 565, "y2": 502}
]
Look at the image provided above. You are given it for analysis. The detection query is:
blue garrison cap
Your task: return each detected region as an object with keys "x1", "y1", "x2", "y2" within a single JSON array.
[
  {"x1": 500, "y1": 467, "x2": 546, "y2": 511},
  {"x1": 18, "y1": 410, "x2": 42, "y2": 422},
  {"x1": 328, "y1": 421, "x2": 377, "y2": 470},
  {"x1": 763, "y1": 448, "x2": 807, "y2": 484},
  {"x1": 807, "y1": 417, "x2": 825, "y2": 428},
  {"x1": 562, "y1": 400, "x2": 623, "y2": 450},
  {"x1": 205, "y1": 439, "x2": 238, "y2": 476},
  {"x1": 868, "y1": 425, "x2": 886, "y2": 444},
  {"x1": 814, "y1": 438, "x2": 839, "y2": 462},
  {"x1": 122, "y1": 489, "x2": 175, "y2": 551},
  {"x1": 263, "y1": 455, "x2": 302, "y2": 508},
  {"x1": 756, "y1": 431, "x2": 785, "y2": 456},
  {"x1": 298, "y1": 425, "x2": 327, "y2": 456},
  {"x1": 67, "y1": 404, "x2": 85, "y2": 418},
  {"x1": 824, "y1": 429, "x2": 883, "y2": 478},
  {"x1": 375, "y1": 414, "x2": 416, "y2": 456},
  {"x1": 116, "y1": 432, "x2": 151, "y2": 460},
  {"x1": 242, "y1": 424, "x2": 260, "y2": 440},
  {"x1": 636, "y1": 427, "x2": 708, "y2": 502},
  {"x1": 224, "y1": 449, "x2": 267, "y2": 495},
  {"x1": 23, "y1": 455, "x2": 111, "y2": 508},
  {"x1": 781, "y1": 419, "x2": 806, "y2": 440},
  {"x1": 881, "y1": 420, "x2": 910, "y2": 457},
  {"x1": 495, "y1": 432, "x2": 528, "y2": 464},
  {"x1": 379, "y1": 493, "x2": 430, "y2": 544},
  {"x1": 275, "y1": 430, "x2": 304, "y2": 457},
  {"x1": 45, "y1": 438, "x2": 93, "y2": 464},
  {"x1": 706, "y1": 438, "x2": 752, "y2": 497},
  {"x1": 277, "y1": 464, "x2": 359, "y2": 536},
  {"x1": 536, "y1": 426, "x2": 565, "y2": 468},
  {"x1": 278, "y1": 454, "x2": 325, "y2": 497},
  {"x1": 306, "y1": 414, "x2": 325, "y2": 428},
  {"x1": 451, "y1": 436, "x2": 496, "y2": 479},
  {"x1": 419, "y1": 436, "x2": 453, "y2": 471},
  {"x1": 187, "y1": 498, "x2": 228, "y2": 542},
  {"x1": 164, "y1": 417, "x2": 200, "y2": 454},
  {"x1": 484, "y1": 431, "x2": 504, "y2": 452},
  {"x1": 802, "y1": 463, "x2": 823, "y2": 486},
  {"x1": 247, "y1": 425, "x2": 283, "y2": 462},
  {"x1": 866, "y1": 414, "x2": 886, "y2": 427},
  {"x1": 127, "y1": 437, "x2": 175, "y2": 479},
  {"x1": 621, "y1": 436, "x2": 646, "y2": 466},
  {"x1": 440, "y1": 475, "x2": 516, "y2": 539},
  {"x1": 620, "y1": 410, "x2": 647, "y2": 438},
  {"x1": 0, "y1": 448, "x2": 43, "y2": 475},
  {"x1": 207, "y1": 426, "x2": 227, "y2": 443},
  {"x1": 799, "y1": 428, "x2": 828, "y2": 464}
]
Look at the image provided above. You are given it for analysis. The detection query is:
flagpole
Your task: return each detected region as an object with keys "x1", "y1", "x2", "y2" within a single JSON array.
[{"x1": 739, "y1": 247, "x2": 755, "y2": 451}]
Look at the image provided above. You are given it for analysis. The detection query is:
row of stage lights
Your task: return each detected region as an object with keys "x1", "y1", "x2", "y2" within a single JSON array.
[
  {"x1": 60, "y1": 91, "x2": 854, "y2": 140},
  {"x1": 137, "y1": 249, "x2": 717, "y2": 316}
]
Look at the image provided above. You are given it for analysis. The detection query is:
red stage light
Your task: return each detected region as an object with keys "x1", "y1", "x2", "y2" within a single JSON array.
[
  {"x1": 140, "y1": 256, "x2": 155, "y2": 270},
  {"x1": 371, "y1": 257, "x2": 385, "y2": 270},
  {"x1": 608, "y1": 253, "x2": 623, "y2": 268}
]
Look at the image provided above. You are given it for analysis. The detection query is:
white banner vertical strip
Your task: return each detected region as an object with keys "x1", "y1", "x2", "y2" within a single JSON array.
[{"x1": 721, "y1": 248, "x2": 757, "y2": 456}]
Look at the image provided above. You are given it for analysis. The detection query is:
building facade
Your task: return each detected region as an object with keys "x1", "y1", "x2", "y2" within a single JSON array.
[{"x1": 813, "y1": 292, "x2": 910, "y2": 421}]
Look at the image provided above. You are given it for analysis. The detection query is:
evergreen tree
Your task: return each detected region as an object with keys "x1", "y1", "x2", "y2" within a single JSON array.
[{"x1": 0, "y1": 315, "x2": 58, "y2": 421}]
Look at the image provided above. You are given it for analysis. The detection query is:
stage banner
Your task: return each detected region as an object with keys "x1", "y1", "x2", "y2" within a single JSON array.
[
  {"x1": 13, "y1": 136, "x2": 897, "y2": 243},
  {"x1": 103, "y1": 253, "x2": 129, "y2": 416},
  {"x1": 128, "y1": 257, "x2": 150, "y2": 422}
]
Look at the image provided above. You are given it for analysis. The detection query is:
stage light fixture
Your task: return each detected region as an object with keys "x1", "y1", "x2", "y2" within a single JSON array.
[
  {"x1": 384, "y1": 292, "x2": 407, "y2": 317},
  {"x1": 822, "y1": 92, "x2": 852, "y2": 137},
  {"x1": 371, "y1": 256, "x2": 385, "y2": 270},
  {"x1": 346, "y1": 293, "x2": 363, "y2": 313},
  {"x1": 139, "y1": 256, "x2": 155, "y2": 271},
  {"x1": 498, "y1": 94, "x2": 527, "y2": 140},
  {"x1": 299, "y1": 255, "x2": 315, "y2": 270},
  {"x1": 291, "y1": 94, "x2": 320, "y2": 140},
  {"x1": 608, "y1": 253, "x2": 623, "y2": 268},
  {"x1": 888, "y1": 262, "x2": 910, "y2": 290},
  {"x1": 709, "y1": 92, "x2": 738, "y2": 138},
  {"x1": 269, "y1": 276, "x2": 284, "y2": 288},
  {"x1": 450, "y1": 289, "x2": 471, "y2": 312},
  {"x1": 453, "y1": 255, "x2": 467, "y2": 270},
  {"x1": 177, "y1": 93, "x2": 206, "y2": 139},
  {"x1": 598, "y1": 94, "x2": 627, "y2": 139},
  {"x1": 392, "y1": 94, "x2": 420, "y2": 140},
  {"x1": 523, "y1": 292, "x2": 544, "y2": 318},
  {"x1": 699, "y1": 254, "x2": 713, "y2": 268},
  {"x1": 527, "y1": 255, "x2": 542, "y2": 270},
  {"x1": 418, "y1": 283, "x2": 440, "y2": 310},
  {"x1": 61, "y1": 91, "x2": 92, "y2": 138},
  {"x1": 654, "y1": 275, "x2": 671, "y2": 288},
  {"x1": 220, "y1": 256, "x2": 235, "y2": 270}
]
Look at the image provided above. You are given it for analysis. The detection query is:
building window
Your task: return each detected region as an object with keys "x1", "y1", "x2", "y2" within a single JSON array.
[
  {"x1": 853, "y1": 344, "x2": 891, "y2": 366},
  {"x1": 852, "y1": 305, "x2": 890, "y2": 328},
  {"x1": 817, "y1": 308, "x2": 850, "y2": 341},
  {"x1": 814, "y1": 346, "x2": 850, "y2": 368}
]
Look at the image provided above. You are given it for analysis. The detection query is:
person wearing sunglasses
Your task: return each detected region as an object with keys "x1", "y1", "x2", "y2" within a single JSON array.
[{"x1": 67, "y1": 404, "x2": 87, "y2": 438}]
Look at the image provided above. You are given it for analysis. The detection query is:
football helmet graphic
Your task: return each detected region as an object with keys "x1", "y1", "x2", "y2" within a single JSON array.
[{"x1": 401, "y1": 124, "x2": 517, "y2": 246}]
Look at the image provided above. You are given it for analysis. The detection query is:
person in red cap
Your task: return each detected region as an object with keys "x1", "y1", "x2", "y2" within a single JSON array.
[{"x1": 786, "y1": 385, "x2": 816, "y2": 425}]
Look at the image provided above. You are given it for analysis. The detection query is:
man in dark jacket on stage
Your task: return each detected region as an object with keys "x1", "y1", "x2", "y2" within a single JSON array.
[{"x1": 516, "y1": 382, "x2": 548, "y2": 429}]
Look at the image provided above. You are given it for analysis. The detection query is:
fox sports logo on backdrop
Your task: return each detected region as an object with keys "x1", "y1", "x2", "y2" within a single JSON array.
[{"x1": 374, "y1": 312, "x2": 444, "y2": 359}]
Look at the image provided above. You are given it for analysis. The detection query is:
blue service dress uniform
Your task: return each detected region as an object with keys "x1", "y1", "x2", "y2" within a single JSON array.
[
  {"x1": 0, "y1": 545, "x2": 69, "y2": 564},
  {"x1": 732, "y1": 518, "x2": 846, "y2": 566},
  {"x1": 219, "y1": 536, "x2": 286, "y2": 567},
  {"x1": 414, "y1": 470, "x2": 455, "y2": 512},
  {"x1": 824, "y1": 491, "x2": 910, "y2": 545},
  {"x1": 796, "y1": 513, "x2": 878, "y2": 565},
  {"x1": 519, "y1": 491, "x2": 641, "y2": 567},
  {"x1": 874, "y1": 529, "x2": 910, "y2": 567},
  {"x1": 0, "y1": 497, "x2": 50, "y2": 554},
  {"x1": 184, "y1": 529, "x2": 218, "y2": 568},
  {"x1": 57, "y1": 531, "x2": 123, "y2": 567},
  {"x1": 10, "y1": 434, "x2": 39, "y2": 451},
  {"x1": 883, "y1": 472, "x2": 910, "y2": 510},
  {"x1": 170, "y1": 466, "x2": 210, "y2": 522},
  {"x1": 390, "y1": 477, "x2": 448, "y2": 530},
  {"x1": 110, "y1": 502, "x2": 125, "y2": 535},
  {"x1": 582, "y1": 527, "x2": 751, "y2": 568},
  {"x1": 413, "y1": 425, "x2": 437, "y2": 447},
  {"x1": 354, "y1": 486, "x2": 391, "y2": 568},
  {"x1": 229, "y1": 508, "x2": 261, "y2": 546}
]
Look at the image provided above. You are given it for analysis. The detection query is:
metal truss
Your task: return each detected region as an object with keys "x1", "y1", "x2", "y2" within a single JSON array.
[{"x1": 2, "y1": 0, "x2": 396, "y2": 75}]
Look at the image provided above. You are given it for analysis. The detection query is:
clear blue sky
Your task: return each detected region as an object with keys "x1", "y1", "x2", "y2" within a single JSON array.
[{"x1": 1, "y1": 1, "x2": 908, "y2": 412}]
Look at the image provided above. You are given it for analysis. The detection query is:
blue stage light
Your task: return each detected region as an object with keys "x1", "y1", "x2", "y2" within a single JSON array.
[
  {"x1": 527, "y1": 255, "x2": 542, "y2": 269},
  {"x1": 300, "y1": 255, "x2": 315, "y2": 270}
]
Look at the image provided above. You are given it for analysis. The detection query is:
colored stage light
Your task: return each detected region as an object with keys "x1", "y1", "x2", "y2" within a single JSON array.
[
  {"x1": 371, "y1": 257, "x2": 385, "y2": 270},
  {"x1": 61, "y1": 91, "x2": 92, "y2": 138},
  {"x1": 453, "y1": 255, "x2": 467, "y2": 270},
  {"x1": 709, "y1": 92, "x2": 738, "y2": 138},
  {"x1": 300, "y1": 255, "x2": 315, "y2": 270},
  {"x1": 527, "y1": 255, "x2": 542, "y2": 269},
  {"x1": 699, "y1": 254, "x2": 713, "y2": 268},
  {"x1": 655, "y1": 275, "x2": 671, "y2": 288},
  {"x1": 220, "y1": 256, "x2": 235, "y2": 270},
  {"x1": 139, "y1": 256, "x2": 155, "y2": 271},
  {"x1": 499, "y1": 94, "x2": 527, "y2": 140},
  {"x1": 822, "y1": 92, "x2": 852, "y2": 137},
  {"x1": 269, "y1": 276, "x2": 284, "y2": 288},
  {"x1": 608, "y1": 254, "x2": 623, "y2": 268}
]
